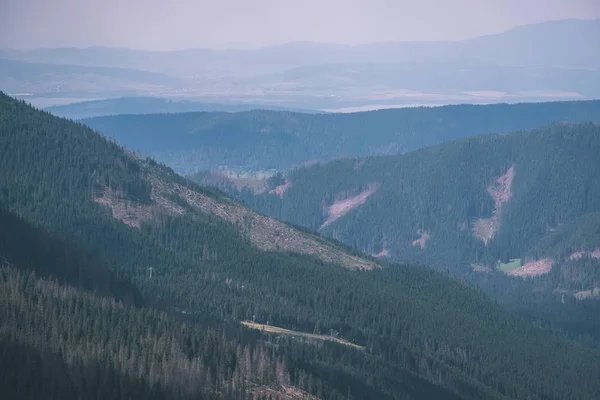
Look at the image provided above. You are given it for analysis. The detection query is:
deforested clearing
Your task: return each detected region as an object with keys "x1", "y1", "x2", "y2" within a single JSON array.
[
  {"x1": 569, "y1": 249, "x2": 600, "y2": 260},
  {"x1": 269, "y1": 177, "x2": 292, "y2": 198},
  {"x1": 507, "y1": 258, "x2": 553, "y2": 277},
  {"x1": 373, "y1": 248, "x2": 390, "y2": 258},
  {"x1": 574, "y1": 288, "x2": 600, "y2": 300},
  {"x1": 472, "y1": 166, "x2": 514, "y2": 245},
  {"x1": 321, "y1": 183, "x2": 380, "y2": 229},
  {"x1": 241, "y1": 321, "x2": 364, "y2": 350},
  {"x1": 471, "y1": 264, "x2": 492, "y2": 273},
  {"x1": 412, "y1": 230, "x2": 430, "y2": 249}
]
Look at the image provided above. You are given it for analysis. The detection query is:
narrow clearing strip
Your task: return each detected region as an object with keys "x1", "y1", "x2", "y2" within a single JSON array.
[{"x1": 241, "y1": 321, "x2": 364, "y2": 350}]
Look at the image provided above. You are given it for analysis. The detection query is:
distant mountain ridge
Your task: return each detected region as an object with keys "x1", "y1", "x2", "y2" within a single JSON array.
[
  {"x1": 45, "y1": 96, "x2": 321, "y2": 119},
  {"x1": 83, "y1": 99, "x2": 600, "y2": 174},
  {"x1": 2, "y1": 19, "x2": 599, "y2": 109},
  {"x1": 3, "y1": 19, "x2": 599, "y2": 71}
]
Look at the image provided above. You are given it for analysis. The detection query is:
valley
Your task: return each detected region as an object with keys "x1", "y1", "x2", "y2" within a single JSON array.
[
  {"x1": 3, "y1": 5, "x2": 600, "y2": 400},
  {"x1": 190, "y1": 120, "x2": 600, "y2": 345},
  {"x1": 219, "y1": 122, "x2": 600, "y2": 289},
  {"x1": 3, "y1": 91, "x2": 600, "y2": 399}
]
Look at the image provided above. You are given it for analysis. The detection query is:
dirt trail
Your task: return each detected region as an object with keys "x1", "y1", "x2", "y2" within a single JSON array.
[{"x1": 241, "y1": 321, "x2": 364, "y2": 350}]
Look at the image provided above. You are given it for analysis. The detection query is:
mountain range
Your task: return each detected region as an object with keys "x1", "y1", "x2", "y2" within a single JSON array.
[
  {"x1": 83, "y1": 99, "x2": 600, "y2": 174},
  {"x1": 3, "y1": 91, "x2": 600, "y2": 399},
  {"x1": 44, "y1": 97, "x2": 321, "y2": 119},
  {"x1": 2, "y1": 19, "x2": 599, "y2": 109}
]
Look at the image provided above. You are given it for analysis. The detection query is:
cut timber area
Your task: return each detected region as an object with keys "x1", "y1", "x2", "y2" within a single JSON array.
[
  {"x1": 473, "y1": 166, "x2": 514, "y2": 245},
  {"x1": 241, "y1": 321, "x2": 364, "y2": 350},
  {"x1": 95, "y1": 158, "x2": 376, "y2": 271},
  {"x1": 507, "y1": 258, "x2": 552, "y2": 277},
  {"x1": 574, "y1": 288, "x2": 600, "y2": 300},
  {"x1": 269, "y1": 177, "x2": 292, "y2": 198},
  {"x1": 253, "y1": 385, "x2": 319, "y2": 400},
  {"x1": 321, "y1": 183, "x2": 380, "y2": 229},
  {"x1": 570, "y1": 249, "x2": 600, "y2": 260},
  {"x1": 373, "y1": 248, "x2": 390, "y2": 258},
  {"x1": 471, "y1": 264, "x2": 491, "y2": 273},
  {"x1": 412, "y1": 230, "x2": 430, "y2": 249}
]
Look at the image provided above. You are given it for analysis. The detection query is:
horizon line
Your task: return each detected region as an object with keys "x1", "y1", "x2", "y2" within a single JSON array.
[{"x1": 1, "y1": 17, "x2": 597, "y2": 53}]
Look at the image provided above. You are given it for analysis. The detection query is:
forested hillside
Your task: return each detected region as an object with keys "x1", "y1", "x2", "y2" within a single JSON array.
[
  {"x1": 83, "y1": 100, "x2": 600, "y2": 173},
  {"x1": 217, "y1": 123, "x2": 600, "y2": 339},
  {"x1": 0, "y1": 214, "x2": 328, "y2": 399},
  {"x1": 3, "y1": 91, "x2": 600, "y2": 399}
]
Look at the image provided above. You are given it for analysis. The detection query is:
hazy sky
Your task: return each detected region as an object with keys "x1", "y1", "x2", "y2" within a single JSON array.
[{"x1": 1, "y1": 0, "x2": 599, "y2": 50}]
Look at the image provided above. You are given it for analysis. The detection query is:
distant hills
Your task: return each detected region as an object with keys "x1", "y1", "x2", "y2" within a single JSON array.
[
  {"x1": 2, "y1": 19, "x2": 599, "y2": 109},
  {"x1": 45, "y1": 96, "x2": 321, "y2": 119},
  {"x1": 4, "y1": 19, "x2": 598, "y2": 72},
  {"x1": 83, "y1": 99, "x2": 600, "y2": 174},
  {"x1": 3, "y1": 92, "x2": 600, "y2": 398},
  {"x1": 0, "y1": 57, "x2": 183, "y2": 101}
]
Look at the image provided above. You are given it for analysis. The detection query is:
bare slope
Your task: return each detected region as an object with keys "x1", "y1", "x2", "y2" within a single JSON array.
[
  {"x1": 472, "y1": 166, "x2": 514, "y2": 245},
  {"x1": 321, "y1": 183, "x2": 380, "y2": 229},
  {"x1": 94, "y1": 158, "x2": 376, "y2": 270}
]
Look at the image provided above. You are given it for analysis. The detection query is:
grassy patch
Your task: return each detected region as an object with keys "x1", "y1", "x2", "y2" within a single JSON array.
[{"x1": 497, "y1": 258, "x2": 522, "y2": 273}]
